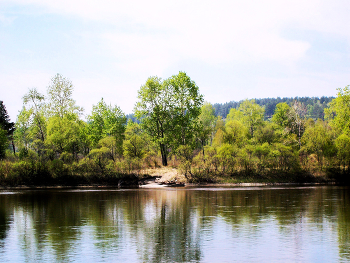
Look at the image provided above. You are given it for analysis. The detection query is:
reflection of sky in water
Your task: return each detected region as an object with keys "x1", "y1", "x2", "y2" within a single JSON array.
[{"x1": 0, "y1": 186, "x2": 348, "y2": 262}]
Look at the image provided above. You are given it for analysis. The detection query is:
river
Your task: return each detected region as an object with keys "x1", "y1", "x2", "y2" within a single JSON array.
[{"x1": 0, "y1": 186, "x2": 349, "y2": 262}]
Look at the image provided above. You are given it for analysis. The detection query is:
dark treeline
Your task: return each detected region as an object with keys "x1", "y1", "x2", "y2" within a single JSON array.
[
  {"x1": 0, "y1": 72, "x2": 349, "y2": 186},
  {"x1": 214, "y1": 96, "x2": 334, "y2": 120}
]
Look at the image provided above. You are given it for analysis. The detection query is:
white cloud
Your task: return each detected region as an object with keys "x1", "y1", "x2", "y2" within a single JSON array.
[
  {"x1": 4, "y1": 0, "x2": 325, "y2": 65},
  {"x1": 1, "y1": 0, "x2": 349, "y2": 117}
]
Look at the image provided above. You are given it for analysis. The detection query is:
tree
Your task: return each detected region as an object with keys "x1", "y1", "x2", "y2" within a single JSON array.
[
  {"x1": 123, "y1": 120, "x2": 147, "y2": 159},
  {"x1": 325, "y1": 85, "x2": 350, "y2": 135},
  {"x1": 47, "y1": 74, "x2": 83, "y2": 118},
  {"x1": 289, "y1": 101, "x2": 307, "y2": 148},
  {"x1": 0, "y1": 101, "x2": 15, "y2": 154},
  {"x1": 301, "y1": 120, "x2": 335, "y2": 169},
  {"x1": 45, "y1": 115, "x2": 83, "y2": 159},
  {"x1": 223, "y1": 120, "x2": 248, "y2": 146},
  {"x1": 0, "y1": 128, "x2": 7, "y2": 159},
  {"x1": 226, "y1": 99, "x2": 265, "y2": 137},
  {"x1": 87, "y1": 98, "x2": 126, "y2": 156},
  {"x1": 22, "y1": 88, "x2": 46, "y2": 142},
  {"x1": 271, "y1": 102, "x2": 291, "y2": 129},
  {"x1": 197, "y1": 102, "x2": 217, "y2": 154},
  {"x1": 335, "y1": 133, "x2": 350, "y2": 168},
  {"x1": 14, "y1": 106, "x2": 33, "y2": 152},
  {"x1": 135, "y1": 72, "x2": 203, "y2": 166},
  {"x1": 164, "y1": 72, "x2": 204, "y2": 148}
]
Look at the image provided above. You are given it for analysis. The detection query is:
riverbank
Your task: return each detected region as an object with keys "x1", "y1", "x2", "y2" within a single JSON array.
[{"x1": 0, "y1": 165, "x2": 346, "y2": 190}]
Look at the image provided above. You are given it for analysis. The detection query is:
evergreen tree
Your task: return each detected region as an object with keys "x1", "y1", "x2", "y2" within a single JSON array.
[{"x1": 0, "y1": 101, "x2": 15, "y2": 154}]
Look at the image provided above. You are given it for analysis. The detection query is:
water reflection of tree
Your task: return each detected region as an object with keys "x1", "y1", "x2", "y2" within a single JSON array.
[
  {"x1": 121, "y1": 190, "x2": 202, "y2": 262},
  {"x1": 0, "y1": 187, "x2": 349, "y2": 261},
  {"x1": 337, "y1": 188, "x2": 350, "y2": 261}
]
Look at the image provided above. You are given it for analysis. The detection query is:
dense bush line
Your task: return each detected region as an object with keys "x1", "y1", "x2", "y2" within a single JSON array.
[{"x1": 0, "y1": 73, "x2": 349, "y2": 186}]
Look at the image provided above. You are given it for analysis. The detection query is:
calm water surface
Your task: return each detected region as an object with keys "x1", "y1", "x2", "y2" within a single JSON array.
[{"x1": 0, "y1": 186, "x2": 349, "y2": 262}]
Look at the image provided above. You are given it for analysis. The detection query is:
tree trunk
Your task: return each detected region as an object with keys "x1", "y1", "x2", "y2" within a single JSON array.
[
  {"x1": 160, "y1": 143, "x2": 168, "y2": 166},
  {"x1": 11, "y1": 140, "x2": 15, "y2": 155}
]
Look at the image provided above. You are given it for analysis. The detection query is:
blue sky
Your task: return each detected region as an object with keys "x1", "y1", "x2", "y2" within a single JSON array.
[{"x1": 1, "y1": 0, "x2": 349, "y2": 120}]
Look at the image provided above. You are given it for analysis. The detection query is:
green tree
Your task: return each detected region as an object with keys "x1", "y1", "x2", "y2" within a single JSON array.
[
  {"x1": 0, "y1": 101, "x2": 15, "y2": 154},
  {"x1": 47, "y1": 74, "x2": 83, "y2": 118},
  {"x1": 123, "y1": 120, "x2": 147, "y2": 159},
  {"x1": 325, "y1": 85, "x2": 350, "y2": 135},
  {"x1": 135, "y1": 72, "x2": 203, "y2": 166},
  {"x1": 271, "y1": 102, "x2": 291, "y2": 129},
  {"x1": 301, "y1": 120, "x2": 335, "y2": 169},
  {"x1": 289, "y1": 101, "x2": 307, "y2": 148},
  {"x1": 253, "y1": 122, "x2": 277, "y2": 145},
  {"x1": 226, "y1": 99, "x2": 265, "y2": 137},
  {"x1": 45, "y1": 115, "x2": 83, "y2": 159},
  {"x1": 164, "y1": 72, "x2": 204, "y2": 147},
  {"x1": 223, "y1": 120, "x2": 248, "y2": 146},
  {"x1": 217, "y1": 143, "x2": 238, "y2": 173},
  {"x1": 14, "y1": 107, "x2": 32, "y2": 152},
  {"x1": 0, "y1": 128, "x2": 7, "y2": 159},
  {"x1": 197, "y1": 102, "x2": 217, "y2": 153},
  {"x1": 87, "y1": 98, "x2": 126, "y2": 156},
  {"x1": 22, "y1": 88, "x2": 46, "y2": 142},
  {"x1": 134, "y1": 76, "x2": 169, "y2": 165},
  {"x1": 335, "y1": 133, "x2": 350, "y2": 168}
]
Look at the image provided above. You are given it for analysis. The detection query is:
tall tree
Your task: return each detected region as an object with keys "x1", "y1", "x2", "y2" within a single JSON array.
[
  {"x1": 271, "y1": 102, "x2": 291, "y2": 129},
  {"x1": 87, "y1": 98, "x2": 126, "y2": 156},
  {"x1": 301, "y1": 120, "x2": 335, "y2": 169},
  {"x1": 22, "y1": 88, "x2": 46, "y2": 142},
  {"x1": 197, "y1": 102, "x2": 217, "y2": 154},
  {"x1": 226, "y1": 99, "x2": 265, "y2": 137},
  {"x1": 0, "y1": 128, "x2": 7, "y2": 159},
  {"x1": 47, "y1": 73, "x2": 83, "y2": 118},
  {"x1": 0, "y1": 101, "x2": 15, "y2": 154},
  {"x1": 123, "y1": 120, "x2": 147, "y2": 159},
  {"x1": 135, "y1": 72, "x2": 203, "y2": 166},
  {"x1": 325, "y1": 85, "x2": 350, "y2": 135},
  {"x1": 164, "y1": 72, "x2": 204, "y2": 148},
  {"x1": 134, "y1": 76, "x2": 172, "y2": 166},
  {"x1": 289, "y1": 101, "x2": 307, "y2": 148},
  {"x1": 45, "y1": 115, "x2": 83, "y2": 158}
]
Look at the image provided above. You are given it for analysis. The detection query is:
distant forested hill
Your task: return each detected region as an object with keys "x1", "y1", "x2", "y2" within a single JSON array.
[{"x1": 213, "y1": 96, "x2": 334, "y2": 120}]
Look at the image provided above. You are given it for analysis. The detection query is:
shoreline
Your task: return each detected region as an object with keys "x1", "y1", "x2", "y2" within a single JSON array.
[{"x1": 0, "y1": 181, "x2": 339, "y2": 191}]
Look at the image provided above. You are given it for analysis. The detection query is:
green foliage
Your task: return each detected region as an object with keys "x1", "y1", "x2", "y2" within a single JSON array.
[
  {"x1": 4, "y1": 73, "x2": 349, "y2": 186},
  {"x1": 123, "y1": 120, "x2": 147, "y2": 159},
  {"x1": 164, "y1": 72, "x2": 203, "y2": 147},
  {"x1": 271, "y1": 102, "x2": 291, "y2": 128},
  {"x1": 0, "y1": 129, "x2": 8, "y2": 159},
  {"x1": 22, "y1": 88, "x2": 46, "y2": 142},
  {"x1": 325, "y1": 85, "x2": 350, "y2": 135},
  {"x1": 87, "y1": 98, "x2": 126, "y2": 154},
  {"x1": 227, "y1": 99, "x2": 265, "y2": 137},
  {"x1": 335, "y1": 133, "x2": 350, "y2": 167},
  {"x1": 47, "y1": 73, "x2": 83, "y2": 118},
  {"x1": 197, "y1": 102, "x2": 216, "y2": 149},
  {"x1": 135, "y1": 72, "x2": 203, "y2": 166},
  {"x1": 14, "y1": 107, "x2": 33, "y2": 151},
  {"x1": 223, "y1": 120, "x2": 248, "y2": 146},
  {"x1": 98, "y1": 136, "x2": 118, "y2": 160},
  {"x1": 217, "y1": 144, "x2": 238, "y2": 174},
  {"x1": 301, "y1": 120, "x2": 335, "y2": 168},
  {"x1": 45, "y1": 115, "x2": 82, "y2": 156},
  {"x1": 214, "y1": 96, "x2": 334, "y2": 120},
  {"x1": 0, "y1": 101, "x2": 15, "y2": 136},
  {"x1": 253, "y1": 122, "x2": 278, "y2": 145}
]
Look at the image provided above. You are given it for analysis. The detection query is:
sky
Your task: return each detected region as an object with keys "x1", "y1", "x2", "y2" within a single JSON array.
[{"x1": 1, "y1": 0, "x2": 349, "y2": 121}]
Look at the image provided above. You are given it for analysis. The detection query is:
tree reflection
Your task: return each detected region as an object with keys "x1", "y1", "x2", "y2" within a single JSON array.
[{"x1": 0, "y1": 186, "x2": 348, "y2": 262}]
